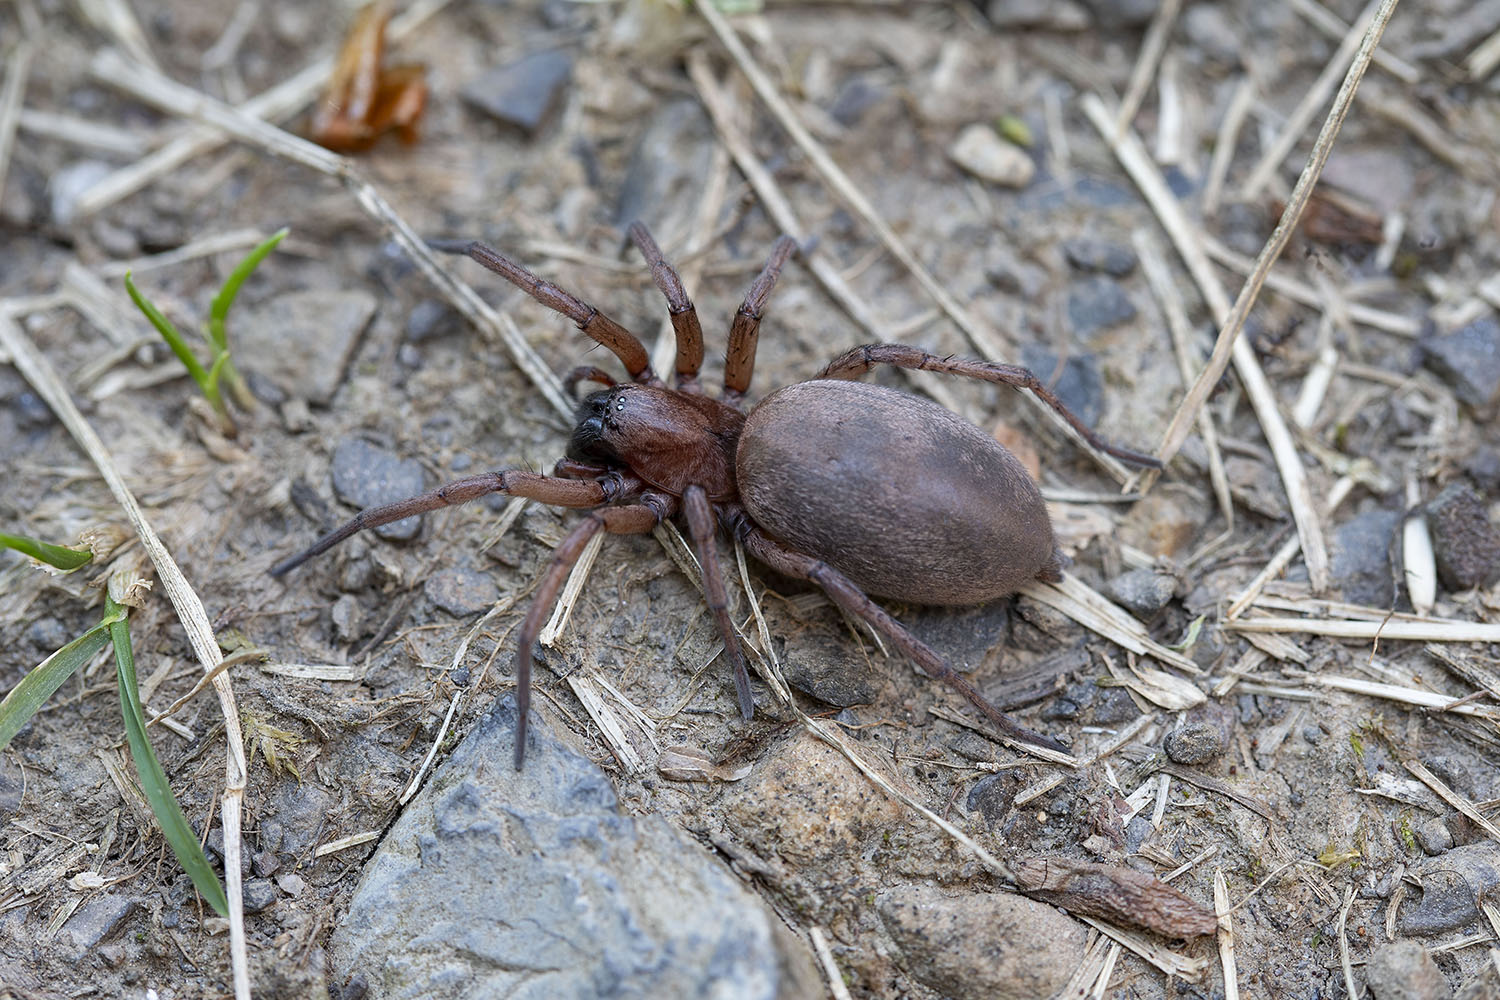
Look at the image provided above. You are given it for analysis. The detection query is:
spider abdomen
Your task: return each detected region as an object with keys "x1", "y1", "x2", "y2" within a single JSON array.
[{"x1": 736, "y1": 379, "x2": 1060, "y2": 606}]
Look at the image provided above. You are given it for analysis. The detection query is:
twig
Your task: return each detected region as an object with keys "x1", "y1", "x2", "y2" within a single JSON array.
[
  {"x1": 0, "y1": 41, "x2": 34, "y2": 206},
  {"x1": 0, "y1": 313, "x2": 250, "y2": 1000},
  {"x1": 1241, "y1": 0, "x2": 1384, "y2": 199},
  {"x1": 1285, "y1": 0, "x2": 1421, "y2": 83},
  {"x1": 1226, "y1": 616, "x2": 1500, "y2": 643},
  {"x1": 1226, "y1": 475, "x2": 1353, "y2": 618},
  {"x1": 1114, "y1": 0, "x2": 1182, "y2": 139},
  {"x1": 1200, "y1": 76, "x2": 1255, "y2": 217},
  {"x1": 1405, "y1": 759, "x2": 1500, "y2": 848},
  {"x1": 809, "y1": 926, "x2": 854, "y2": 1000},
  {"x1": 1337, "y1": 885, "x2": 1357, "y2": 999},
  {"x1": 1215, "y1": 870, "x2": 1239, "y2": 1000}
]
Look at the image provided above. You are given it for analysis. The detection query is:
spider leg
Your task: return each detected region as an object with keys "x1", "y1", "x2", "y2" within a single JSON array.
[
  {"x1": 736, "y1": 518, "x2": 1068, "y2": 754},
  {"x1": 682, "y1": 486, "x2": 754, "y2": 720},
  {"x1": 269, "y1": 469, "x2": 643, "y2": 576},
  {"x1": 430, "y1": 239, "x2": 662, "y2": 387},
  {"x1": 512, "y1": 495, "x2": 675, "y2": 768},
  {"x1": 627, "y1": 222, "x2": 705, "y2": 394},
  {"x1": 723, "y1": 235, "x2": 798, "y2": 404},
  {"x1": 563, "y1": 365, "x2": 618, "y2": 394},
  {"x1": 816, "y1": 343, "x2": 1162, "y2": 469}
]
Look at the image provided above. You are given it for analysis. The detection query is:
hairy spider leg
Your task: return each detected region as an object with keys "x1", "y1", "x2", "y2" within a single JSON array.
[
  {"x1": 627, "y1": 222, "x2": 706, "y2": 395},
  {"x1": 682, "y1": 486, "x2": 755, "y2": 720},
  {"x1": 733, "y1": 513, "x2": 1068, "y2": 754},
  {"x1": 563, "y1": 365, "x2": 618, "y2": 394},
  {"x1": 511, "y1": 497, "x2": 673, "y2": 768},
  {"x1": 723, "y1": 236, "x2": 799, "y2": 404},
  {"x1": 430, "y1": 239, "x2": 663, "y2": 387},
  {"x1": 816, "y1": 344, "x2": 1164, "y2": 469},
  {"x1": 268, "y1": 470, "x2": 643, "y2": 577}
]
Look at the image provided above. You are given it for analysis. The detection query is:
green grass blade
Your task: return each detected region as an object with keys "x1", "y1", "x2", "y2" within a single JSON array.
[
  {"x1": 125, "y1": 271, "x2": 211, "y2": 387},
  {"x1": 108, "y1": 595, "x2": 229, "y2": 917},
  {"x1": 0, "y1": 617, "x2": 119, "y2": 751},
  {"x1": 0, "y1": 531, "x2": 94, "y2": 571},
  {"x1": 208, "y1": 227, "x2": 287, "y2": 352}
]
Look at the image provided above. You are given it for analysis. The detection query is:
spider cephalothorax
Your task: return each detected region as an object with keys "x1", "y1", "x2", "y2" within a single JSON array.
[{"x1": 271, "y1": 223, "x2": 1159, "y2": 767}]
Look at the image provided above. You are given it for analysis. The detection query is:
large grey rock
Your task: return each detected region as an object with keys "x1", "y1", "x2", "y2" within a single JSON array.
[
  {"x1": 331, "y1": 696, "x2": 818, "y2": 1000},
  {"x1": 1365, "y1": 940, "x2": 1449, "y2": 1000},
  {"x1": 1401, "y1": 842, "x2": 1500, "y2": 935},
  {"x1": 878, "y1": 884, "x2": 1085, "y2": 1000}
]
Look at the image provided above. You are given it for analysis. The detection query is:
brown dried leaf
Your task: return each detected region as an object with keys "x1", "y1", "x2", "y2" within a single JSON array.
[{"x1": 1013, "y1": 855, "x2": 1218, "y2": 938}]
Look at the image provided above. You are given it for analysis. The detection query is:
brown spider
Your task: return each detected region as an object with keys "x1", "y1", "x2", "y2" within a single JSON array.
[{"x1": 271, "y1": 224, "x2": 1160, "y2": 766}]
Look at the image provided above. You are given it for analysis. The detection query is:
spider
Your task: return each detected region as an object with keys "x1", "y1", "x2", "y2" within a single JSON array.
[{"x1": 271, "y1": 224, "x2": 1160, "y2": 766}]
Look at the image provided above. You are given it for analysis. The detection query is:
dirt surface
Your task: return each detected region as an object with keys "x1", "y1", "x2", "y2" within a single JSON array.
[{"x1": 4, "y1": 0, "x2": 1500, "y2": 997}]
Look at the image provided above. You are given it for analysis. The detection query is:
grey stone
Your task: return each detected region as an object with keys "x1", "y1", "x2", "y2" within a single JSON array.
[
  {"x1": 986, "y1": 0, "x2": 1090, "y2": 30},
  {"x1": 779, "y1": 629, "x2": 882, "y2": 707},
  {"x1": 1091, "y1": 686, "x2": 1139, "y2": 725},
  {"x1": 1329, "y1": 510, "x2": 1400, "y2": 607},
  {"x1": 266, "y1": 781, "x2": 338, "y2": 857},
  {"x1": 330, "y1": 438, "x2": 427, "y2": 541},
  {"x1": 966, "y1": 772, "x2": 1022, "y2": 828},
  {"x1": 829, "y1": 77, "x2": 886, "y2": 127},
  {"x1": 909, "y1": 600, "x2": 1010, "y2": 673},
  {"x1": 1401, "y1": 842, "x2": 1500, "y2": 935},
  {"x1": 1019, "y1": 346, "x2": 1104, "y2": 427},
  {"x1": 878, "y1": 884, "x2": 1086, "y2": 1000},
  {"x1": 1163, "y1": 722, "x2": 1224, "y2": 765},
  {"x1": 331, "y1": 695, "x2": 818, "y2": 1000},
  {"x1": 1062, "y1": 238, "x2": 1137, "y2": 277},
  {"x1": 1066, "y1": 276, "x2": 1137, "y2": 337},
  {"x1": 1106, "y1": 569, "x2": 1175, "y2": 617},
  {"x1": 26, "y1": 616, "x2": 73, "y2": 653},
  {"x1": 240, "y1": 289, "x2": 377, "y2": 406},
  {"x1": 424, "y1": 567, "x2": 498, "y2": 617},
  {"x1": 462, "y1": 50, "x2": 573, "y2": 136},
  {"x1": 242, "y1": 878, "x2": 279, "y2": 913},
  {"x1": 332, "y1": 593, "x2": 365, "y2": 642},
  {"x1": 1426, "y1": 483, "x2": 1500, "y2": 590},
  {"x1": 948, "y1": 124, "x2": 1035, "y2": 188},
  {"x1": 13, "y1": 389, "x2": 55, "y2": 430},
  {"x1": 60, "y1": 893, "x2": 136, "y2": 961},
  {"x1": 983, "y1": 243, "x2": 1047, "y2": 299},
  {"x1": 251, "y1": 850, "x2": 281, "y2": 877},
  {"x1": 1414, "y1": 817, "x2": 1452, "y2": 856},
  {"x1": 1421, "y1": 317, "x2": 1500, "y2": 411},
  {"x1": 404, "y1": 299, "x2": 461, "y2": 343},
  {"x1": 49, "y1": 160, "x2": 113, "y2": 224},
  {"x1": 1365, "y1": 940, "x2": 1449, "y2": 1000},
  {"x1": 1456, "y1": 965, "x2": 1500, "y2": 1000},
  {"x1": 1041, "y1": 681, "x2": 1094, "y2": 722},
  {"x1": 1464, "y1": 446, "x2": 1500, "y2": 493}
]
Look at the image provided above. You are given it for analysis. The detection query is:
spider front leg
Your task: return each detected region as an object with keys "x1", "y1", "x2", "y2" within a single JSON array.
[
  {"x1": 723, "y1": 236, "x2": 798, "y2": 406},
  {"x1": 269, "y1": 469, "x2": 644, "y2": 576},
  {"x1": 682, "y1": 486, "x2": 754, "y2": 720},
  {"x1": 628, "y1": 222, "x2": 705, "y2": 394},
  {"x1": 816, "y1": 343, "x2": 1162, "y2": 468},
  {"x1": 512, "y1": 495, "x2": 674, "y2": 768},
  {"x1": 735, "y1": 516, "x2": 1067, "y2": 754}
]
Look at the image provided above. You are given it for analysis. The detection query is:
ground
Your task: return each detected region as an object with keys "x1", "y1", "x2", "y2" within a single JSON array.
[{"x1": 2, "y1": 0, "x2": 1500, "y2": 998}]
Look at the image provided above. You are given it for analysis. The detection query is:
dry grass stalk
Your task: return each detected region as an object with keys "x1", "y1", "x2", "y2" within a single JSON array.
[
  {"x1": 1226, "y1": 476, "x2": 1354, "y2": 618},
  {"x1": 313, "y1": 831, "x2": 379, "y2": 858},
  {"x1": 1337, "y1": 885, "x2": 1357, "y2": 997},
  {"x1": 1286, "y1": 0, "x2": 1420, "y2": 82},
  {"x1": 1466, "y1": 27, "x2": 1500, "y2": 79},
  {"x1": 568, "y1": 675, "x2": 644, "y2": 774},
  {"x1": 1215, "y1": 870, "x2": 1239, "y2": 1000},
  {"x1": 1367, "y1": 87, "x2": 1493, "y2": 180},
  {"x1": 95, "y1": 228, "x2": 274, "y2": 279},
  {"x1": 18, "y1": 106, "x2": 150, "y2": 158},
  {"x1": 0, "y1": 313, "x2": 252, "y2": 999},
  {"x1": 1113, "y1": 0, "x2": 1182, "y2": 139},
  {"x1": 1080, "y1": 915, "x2": 1208, "y2": 980},
  {"x1": 1306, "y1": 673, "x2": 1500, "y2": 720},
  {"x1": 1227, "y1": 616, "x2": 1500, "y2": 643},
  {"x1": 1404, "y1": 759, "x2": 1500, "y2": 848},
  {"x1": 1135, "y1": 228, "x2": 1232, "y2": 526},
  {"x1": 0, "y1": 41, "x2": 35, "y2": 202},
  {"x1": 257, "y1": 662, "x2": 363, "y2": 681},
  {"x1": 1241, "y1": 0, "x2": 1385, "y2": 199},
  {"x1": 927, "y1": 704, "x2": 1078, "y2": 765},
  {"x1": 1081, "y1": 93, "x2": 1333, "y2": 592},
  {"x1": 1200, "y1": 75, "x2": 1255, "y2": 219},
  {"x1": 538, "y1": 531, "x2": 606, "y2": 646},
  {"x1": 808, "y1": 926, "x2": 855, "y2": 1000},
  {"x1": 1021, "y1": 573, "x2": 1201, "y2": 675}
]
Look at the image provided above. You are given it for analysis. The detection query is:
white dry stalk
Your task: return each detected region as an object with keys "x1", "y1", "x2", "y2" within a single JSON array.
[
  {"x1": 1134, "y1": 228, "x2": 1232, "y2": 526},
  {"x1": 399, "y1": 689, "x2": 464, "y2": 806},
  {"x1": 1152, "y1": 53, "x2": 1186, "y2": 167},
  {"x1": 0, "y1": 40, "x2": 36, "y2": 201},
  {"x1": 808, "y1": 926, "x2": 855, "y2": 1000},
  {"x1": 1082, "y1": 93, "x2": 1334, "y2": 592},
  {"x1": 95, "y1": 228, "x2": 272, "y2": 279},
  {"x1": 1337, "y1": 885, "x2": 1357, "y2": 999},
  {"x1": 1286, "y1": 0, "x2": 1420, "y2": 82},
  {"x1": 257, "y1": 662, "x2": 363, "y2": 681},
  {"x1": 692, "y1": 14, "x2": 1133, "y2": 484},
  {"x1": 1403, "y1": 476, "x2": 1437, "y2": 617},
  {"x1": 568, "y1": 675, "x2": 643, "y2": 774},
  {"x1": 1113, "y1": 0, "x2": 1182, "y2": 140},
  {"x1": 1215, "y1": 870, "x2": 1239, "y2": 1000},
  {"x1": 1405, "y1": 760, "x2": 1500, "y2": 848},
  {"x1": 0, "y1": 314, "x2": 251, "y2": 1000},
  {"x1": 1241, "y1": 0, "x2": 1385, "y2": 199},
  {"x1": 539, "y1": 530, "x2": 606, "y2": 646},
  {"x1": 314, "y1": 831, "x2": 380, "y2": 858},
  {"x1": 1201, "y1": 235, "x2": 1420, "y2": 337},
  {"x1": 1163, "y1": 843, "x2": 1221, "y2": 883},
  {"x1": 1467, "y1": 26, "x2": 1500, "y2": 80},
  {"x1": 1201, "y1": 76, "x2": 1256, "y2": 216},
  {"x1": 1080, "y1": 915, "x2": 1208, "y2": 980},
  {"x1": 76, "y1": 0, "x2": 159, "y2": 69},
  {"x1": 1291, "y1": 313, "x2": 1338, "y2": 429},
  {"x1": 1227, "y1": 616, "x2": 1500, "y2": 644},
  {"x1": 1020, "y1": 573, "x2": 1201, "y2": 674}
]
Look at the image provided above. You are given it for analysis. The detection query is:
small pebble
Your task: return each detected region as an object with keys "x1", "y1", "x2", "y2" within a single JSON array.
[
  {"x1": 948, "y1": 124, "x2": 1035, "y2": 188},
  {"x1": 1163, "y1": 722, "x2": 1224, "y2": 765},
  {"x1": 1019, "y1": 347, "x2": 1103, "y2": 427},
  {"x1": 49, "y1": 160, "x2": 113, "y2": 225},
  {"x1": 1062, "y1": 238, "x2": 1137, "y2": 277},
  {"x1": 1364, "y1": 941, "x2": 1448, "y2": 1000},
  {"x1": 1328, "y1": 510, "x2": 1400, "y2": 607},
  {"x1": 1066, "y1": 276, "x2": 1136, "y2": 337},
  {"x1": 1414, "y1": 817, "x2": 1452, "y2": 857},
  {"x1": 1105, "y1": 569, "x2": 1176, "y2": 617},
  {"x1": 251, "y1": 851, "x2": 281, "y2": 878},
  {"x1": 1425, "y1": 483, "x2": 1500, "y2": 590},
  {"x1": 404, "y1": 299, "x2": 461, "y2": 343},
  {"x1": 242, "y1": 879, "x2": 279, "y2": 914},
  {"x1": 462, "y1": 50, "x2": 574, "y2": 136},
  {"x1": 1421, "y1": 316, "x2": 1500, "y2": 411},
  {"x1": 331, "y1": 594, "x2": 364, "y2": 642},
  {"x1": 425, "y1": 567, "x2": 498, "y2": 617}
]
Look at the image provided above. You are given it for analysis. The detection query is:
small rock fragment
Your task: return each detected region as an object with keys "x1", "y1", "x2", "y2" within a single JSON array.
[
  {"x1": 1019, "y1": 347, "x2": 1103, "y2": 427},
  {"x1": 1425, "y1": 483, "x2": 1500, "y2": 590},
  {"x1": 1401, "y1": 842, "x2": 1500, "y2": 934},
  {"x1": 424, "y1": 567, "x2": 498, "y2": 616},
  {"x1": 1106, "y1": 569, "x2": 1176, "y2": 617},
  {"x1": 1329, "y1": 510, "x2": 1401, "y2": 607},
  {"x1": 403, "y1": 299, "x2": 461, "y2": 342},
  {"x1": 1414, "y1": 817, "x2": 1452, "y2": 857},
  {"x1": 49, "y1": 160, "x2": 113, "y2": 224},
  {"x1": 462, "y1": 50, "x2": 574, "y2": 135},
  {"x1": 330, "y1": 438, "x2": 426, "y2": 541},
  {"x1": 1421, "y1": 317, "x2": 1500, "y2": 411},
  {"x1": 1364, "y1": 940, "x2": 1448, "y2": 1000},
  {"x1": 240, "y1": 290, "x2": 377, "y2": 406},
  {"x1": 948, "y1": 124, "x2": 1035, "y2": 188},
  {"x1": 242, "y1": 878, "x2": 279, "y2": 913},
  {"x1": 60, "y1": 893, "x2": 136, "y2": 961},
  {"x1": 1164, "y1": 721, "x2": 1224, "y2": 765},
  {"x1": 1062, "y1": 238, "x2": 1137, "y2": 277},
  {"x1": 1066, "y1": 275, "x2": 1137, "y2": 337},
  {"x1": 878, "y1": 884, "x2": 1086, "y2": 1000}
]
